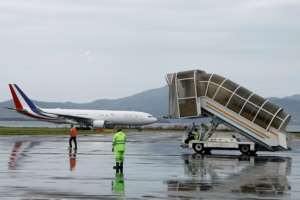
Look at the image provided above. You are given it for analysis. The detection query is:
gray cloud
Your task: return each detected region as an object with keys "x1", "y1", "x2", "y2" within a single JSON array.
[{"x1": 0, "y1": 0, "x2": 299, "y2": 102}]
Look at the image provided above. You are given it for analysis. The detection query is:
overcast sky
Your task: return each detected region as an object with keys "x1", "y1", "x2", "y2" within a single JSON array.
[{"x1": 0, "y1": 0, "x2": 299, "y2": 102}]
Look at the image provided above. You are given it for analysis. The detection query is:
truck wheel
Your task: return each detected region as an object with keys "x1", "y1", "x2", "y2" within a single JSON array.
[
  {"x1": 193, "y1": 143, "x2": 204, "y2": 154},
  {"x1": 239, "y1": 145, "x2": 250, "y2": 155}
]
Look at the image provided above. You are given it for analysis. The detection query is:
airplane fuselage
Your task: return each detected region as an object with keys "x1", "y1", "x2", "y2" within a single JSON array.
[{"x1": 42, "y1": 108, "x2": 157, "y2": 126}]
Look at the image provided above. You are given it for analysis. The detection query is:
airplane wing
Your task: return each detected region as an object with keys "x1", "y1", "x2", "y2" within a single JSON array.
[
  {"x1": 44, "y1": 111, "x2": 113, "y2": 127},
  {"x1": 46, "y1": 112, "x2": 93, "y2": 125}
]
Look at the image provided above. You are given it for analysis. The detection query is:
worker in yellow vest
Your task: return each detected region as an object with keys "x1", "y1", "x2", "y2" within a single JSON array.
[
  {"x1": 112, "y1": 128, "x2": 126, "y2": 173},
  {"x1": 193, "y1": 128, "x2": 200, "y2": 141}
]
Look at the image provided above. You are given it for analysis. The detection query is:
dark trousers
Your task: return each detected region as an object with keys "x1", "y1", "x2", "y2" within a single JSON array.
[{"x1": 69, "y1": 137, "x2": 77, "y2": 149}]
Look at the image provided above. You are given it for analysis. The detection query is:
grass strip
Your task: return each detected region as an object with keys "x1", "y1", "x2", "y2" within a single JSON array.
[{"x1": 0, "y1": 127, "x2": 113, "y2": 136}]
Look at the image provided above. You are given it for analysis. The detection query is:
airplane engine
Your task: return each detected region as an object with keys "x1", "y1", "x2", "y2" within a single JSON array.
[{"x1": 92, "y1": 120, "x2": 105, "y2": 128}]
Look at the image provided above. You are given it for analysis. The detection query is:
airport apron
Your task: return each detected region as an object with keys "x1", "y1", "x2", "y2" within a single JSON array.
[{"x1": 113, "y1": 131, "x2": 126, "y2": 162}]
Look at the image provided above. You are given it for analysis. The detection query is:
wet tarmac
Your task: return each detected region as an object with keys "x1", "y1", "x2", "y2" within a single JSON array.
[{"x1": 0, "y1": 131, "x2": 299, "y2": 200}]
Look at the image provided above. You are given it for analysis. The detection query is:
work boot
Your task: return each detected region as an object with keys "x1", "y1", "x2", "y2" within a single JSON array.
[
  {"x1": 116, "y1": 162, "x2": 120, "y2": 174},
  {"x1": 114, "y1": 163, "x2": 120, "y2": 173},
  {"x1": 120, "y1": 162, "x2": 123, "y2": 174}
]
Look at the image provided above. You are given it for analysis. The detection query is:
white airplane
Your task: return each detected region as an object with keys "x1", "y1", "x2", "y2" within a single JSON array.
[{"x1": 7, "y1": 84, "x2": 157, "y2": 129}]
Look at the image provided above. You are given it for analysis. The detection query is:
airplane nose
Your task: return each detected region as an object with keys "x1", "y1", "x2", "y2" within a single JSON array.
[{"x1": 151, "y1": 117, "x2": 158, "y2": 123}]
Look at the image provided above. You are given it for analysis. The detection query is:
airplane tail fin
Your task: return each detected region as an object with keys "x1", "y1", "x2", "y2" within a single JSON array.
[{"x1": 8, "y1": 84, "x2": 39, "y2": 113}]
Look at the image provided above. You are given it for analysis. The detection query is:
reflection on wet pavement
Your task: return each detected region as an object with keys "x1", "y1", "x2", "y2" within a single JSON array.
[
  {"x1": 167, "y1": 154, "x2": 291, "y2": 199},
  {"x1": 69, "y1": 149, "x2": 77, "y2": 171},
  {"x1": 8, "y1": 141, "x2": 23, "y2": 169},
  {"x1": 0, "y1": 131, "x2": 298, "y2": 199},
  {"x1": 8, "y1": 141, "x2": 40, "y2": 170},
  {"x1": 112, "y1": 173, "x2": 125, "y2": 195}
]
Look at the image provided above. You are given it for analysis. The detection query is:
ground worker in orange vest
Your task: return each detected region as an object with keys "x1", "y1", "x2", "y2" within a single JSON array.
[{"x1": 69, "y1": 125, "x2": 78, "y2": 150}]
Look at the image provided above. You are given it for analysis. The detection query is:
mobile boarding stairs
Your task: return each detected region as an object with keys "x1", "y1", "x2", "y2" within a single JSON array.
[{"x1": 166, "y1": 70, "x2": 292, "y2": 155}]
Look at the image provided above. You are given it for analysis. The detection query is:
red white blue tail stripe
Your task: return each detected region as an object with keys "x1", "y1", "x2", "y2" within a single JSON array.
[{"x1": 9, "y1": 84, "x2": 58, "y2": 120}]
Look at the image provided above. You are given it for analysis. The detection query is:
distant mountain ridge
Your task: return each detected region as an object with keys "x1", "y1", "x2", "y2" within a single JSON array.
[
  {"x1": 285, "y1": 94, "x2": 300, "y2": 101},
  {"x1": 268, "y1": 96, "x2": 300, "y2": 125},
  {"x1": 1, "y1": 86, "x2": 300, "y2": 125}
]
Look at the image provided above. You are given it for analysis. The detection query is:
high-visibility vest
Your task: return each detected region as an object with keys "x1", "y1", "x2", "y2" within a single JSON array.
[
  {"x1": 70, "y1": 128, "x2": 78, "y2": 137},
  {"x1": 113, "y1": 131, "x2": 126, "y2": 152},
  {"x1": 194, "y1": 131, "x2": 200, "y2": 140}
]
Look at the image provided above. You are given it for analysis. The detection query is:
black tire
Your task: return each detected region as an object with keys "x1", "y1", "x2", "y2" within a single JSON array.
[
  {"x1": 239, "y1": 144, "x2": 251, "y2": 155},
  {"x1": 193, "y1": 143, "x2": 204, "y2": 154}
]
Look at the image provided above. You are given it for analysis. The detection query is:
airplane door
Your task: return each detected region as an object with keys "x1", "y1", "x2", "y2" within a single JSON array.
[{"x1": 176, "y1": 71, "x2": 201, "y2": 118}]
